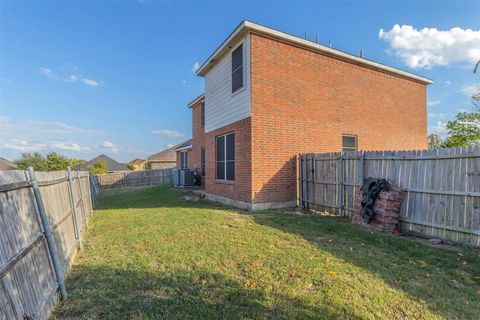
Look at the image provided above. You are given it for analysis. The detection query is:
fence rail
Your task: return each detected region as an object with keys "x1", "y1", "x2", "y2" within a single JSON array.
[
  {"x1": 0, "y1": 167, "x2": 92, "y2": 320},
  {"x1": 92, "y1": 168, "x2": 174, "y2": 190},
  {"x1": 299, "y1": 146, "x2": 480, "y2": 247}
]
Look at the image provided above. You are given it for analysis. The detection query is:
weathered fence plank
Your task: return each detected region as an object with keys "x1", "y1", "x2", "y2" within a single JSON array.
[
  {"x1": 299, "y1": 146, "x2": 480, "y2": 247},
  {"x1": 93, "y1": 168, "x2": 174, "y2": 190},
  {"x1": 0, "y1": 168, "x2": 92, "y2": 319}
]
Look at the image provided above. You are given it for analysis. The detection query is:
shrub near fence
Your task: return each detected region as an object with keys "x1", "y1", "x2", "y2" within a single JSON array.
[
  {"x1": 299, "y1": 146, "x2": 480, "y2": 247},
  {"x1": 92, "y1": 168, "x2": 174, "y2": 190},
  {"x1": 0, "y1": 167, "x2": 93, "y2": 320}
]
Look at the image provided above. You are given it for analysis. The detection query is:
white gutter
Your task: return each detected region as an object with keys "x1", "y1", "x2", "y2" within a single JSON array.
[
  {"x1": 187, "y1": 94, "x2": 205, "y2": 108},
  {"x1": 174, "y1": 145, "x2": 193, "y2": 152},
  {"x1": 197, "y1": 20, "x2": 433, "y2": 85}
]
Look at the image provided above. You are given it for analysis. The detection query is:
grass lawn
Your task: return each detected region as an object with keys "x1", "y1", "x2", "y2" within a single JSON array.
[{"x1": 53, "y1": 185, "x2": 480, "y2": 319}]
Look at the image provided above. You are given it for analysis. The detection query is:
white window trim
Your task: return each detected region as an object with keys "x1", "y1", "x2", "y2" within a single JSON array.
[{"x1": 180, "y1": 151, "x2": 188, "y2": 169}]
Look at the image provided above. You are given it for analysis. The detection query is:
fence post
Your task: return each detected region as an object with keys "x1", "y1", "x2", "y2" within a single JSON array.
[
  {"x1": 338, "y1": 152, "x2": 344, "y2": 214},
  {"x1": 67, "y1": 167, "x2": 83, "y2": 250},
  {"x1": 302, "y1": 154, "x2": 308, "y2": 209},
  {"x1": 299, "y1": 154, "x2": 305, "y2": 207},
  {"x1": 77, "y1": 171, "x2": 88, "y2": 226},
  {"x1": 87, "y1": 173, "x2": 94, "y2": 214},
  {"x1": 359, "y1": 150, "x2": 365, "y2": 184},
  {"x1": 27, "y1": 167, "x2": 68, "y2": 300}
]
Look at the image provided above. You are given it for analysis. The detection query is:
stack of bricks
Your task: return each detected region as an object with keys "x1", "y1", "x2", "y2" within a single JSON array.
[{"x1": 352, "y1": 183, "x2": 404, "y2": 233}]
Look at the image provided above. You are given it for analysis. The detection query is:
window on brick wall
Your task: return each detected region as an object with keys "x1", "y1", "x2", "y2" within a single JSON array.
[
  {"x1": 231, "y1": 43, "x2": 243, "y2": 93},
  {"x1": 201, "y1": 103, "x2": 205, "y2": 127},
  {"x1": 342, "y1": 135, "x2": 357, "y2": 152},
  {"x1": 216, "y1": 133, "x2": 235, "y2": 181},
  {"x1": 180, "y1": 151, "x2": 188, "y2": 169},
  {"x1": 201, "y1": 147, "x2": 206, "y2": 176}
]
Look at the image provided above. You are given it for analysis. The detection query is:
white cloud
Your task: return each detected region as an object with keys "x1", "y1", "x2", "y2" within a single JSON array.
[
  {"x1": 0, "y1": 117, "x2": 102, "y2": 136},
  {"x1": 445, "y1": 80, "x2": 451, "y2": 86},
  {"x1": 2, "y1": 140, "x2": 48, "y2": 152},
  {"x1": 150, "y1": 129, "x2": 185, "y2": 138},
  {"x1": 427, "y1": 100, "x2": 440, "y2": 107},
  {"x1": 39, "y1": 67, "x2": 56, "y2": 78},
  {"x1": 460, "y1": 83, "x2": 480, "y2": 96},
  {"x1": 428, "y1": 112, "x2": 447, "y2": 120},
  {"x1": 100, "y1": 140, "x2": 119, "y2": 153},
  {"x1": 428, "y1": 121, "x2": 449, "y2": 137},
  {"x1": 65, "y1": 75, "x2": 78, "y2": 83},
  {"x1": 165, "y1": 143, "x2": 175, "y2": 148},
  {"x1": 50, "y1": 141, "x2": 90, "y2": 151},
  {"x1": 81, "y1": 78, "x2": 101, "y2": 87},
  {"x1": 1, "y1": 140, "x2": 89, "y2": 152},
  {"x1": 379, "y1": 25, "x2": 480, "y2": 69},
  {"x1": 192, "y1": 62, "x2": 200, "y2": 72},
  {"x1": 39, "y1": 65, "x2": 102, "y2": 87}
]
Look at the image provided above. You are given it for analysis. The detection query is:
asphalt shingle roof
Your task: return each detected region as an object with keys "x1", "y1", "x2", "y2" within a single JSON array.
[{"x1": 75, "y1": 154, "x2": 130, "y2": 172}]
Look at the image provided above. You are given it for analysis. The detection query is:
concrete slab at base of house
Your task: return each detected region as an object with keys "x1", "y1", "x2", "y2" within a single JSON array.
[{"x1": 194, "y1": 190, "x2": 296, "y2": 211}]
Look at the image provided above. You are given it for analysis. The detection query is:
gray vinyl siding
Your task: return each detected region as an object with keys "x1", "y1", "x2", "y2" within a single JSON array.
[{"x1": 204, "y1": 34, "x2": 251, "y2": 133}]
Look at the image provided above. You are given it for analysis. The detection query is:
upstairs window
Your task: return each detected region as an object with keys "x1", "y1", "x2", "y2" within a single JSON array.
[
  {"x1": 231, "y1": 43, "x2": 243, "y2": 93},
  {"x1": 342, "y1": 135, "x2": 357, "y2": 152},
  {"x1": 216, "y1": 133, "x2": 235, "y2": 181},
  {"x1": 201, "y1": 103, "x2": 205, "y2": 127}
]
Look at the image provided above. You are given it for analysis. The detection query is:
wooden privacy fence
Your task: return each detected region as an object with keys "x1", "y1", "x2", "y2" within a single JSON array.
[
  {"x1": 299, "y1": 146, "x2": 480, "y2": 247},
  {"x1": 0, "y1": 167, "x2": 93, "y2": 320},
  {"x1": 92, "y1": 168, "x2": 174, "y2": 190}
]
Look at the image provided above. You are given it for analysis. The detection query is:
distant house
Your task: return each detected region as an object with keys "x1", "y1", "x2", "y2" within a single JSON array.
[
  {"x1": 148, "y1": 143, "x2": 183, "y2": 169},
  {"x1": 0, "y1": 157, "x2": 17, "y2": 170},
  {"x1": 174, "y1": 139, "x2": 192, "y2": 169},
  {"x1": 128, "y1": 158, "x2": 146, "y2": 171},
  {"x1": 75, "y1": 154, "x2": 130, "y2": 172}
]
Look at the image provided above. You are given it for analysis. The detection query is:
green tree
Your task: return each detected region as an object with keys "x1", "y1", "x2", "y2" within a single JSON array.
[
  {"x1": 90, "y1": 160, "x2": 108, "y2": 174},
  {"x1": 144, "y1": 161, "x2": 152, "y2": 170},
  {"x1": 427, "y1": 134, "x2": 444, "y2": 149},
  {"x1": 68, "y1": 158, "x2": 86, "y2": 169},
  {"x1": 14, "y1": 152, "x2": 48, "y2": 171},
  {"x1": 444, "y1": 112, "x2": 480, "y2": 147},
  {"x1": 45, "y1": 152, "x2": 69, "y2": 171}
]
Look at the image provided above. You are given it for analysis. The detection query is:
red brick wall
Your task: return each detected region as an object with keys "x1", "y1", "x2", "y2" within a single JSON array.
[
  {"x1": 204, "y1": 117, "x2": 252, "y2": 203},
  {"x1": 190, "y1": 99, "x2": 206, "y2": 186},
  {"x1": 249, "y1": 33, "x2": 427, "y2": 204}
]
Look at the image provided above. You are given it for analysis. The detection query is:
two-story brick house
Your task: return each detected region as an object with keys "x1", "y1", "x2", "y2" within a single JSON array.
[{"x1": 179, "y1": 20, "x2": 432, "y2": 210}]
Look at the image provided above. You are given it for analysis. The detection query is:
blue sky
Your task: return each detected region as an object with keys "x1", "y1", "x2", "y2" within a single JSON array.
[{"x1": 1, "y1": 0, "x2": 479, "y2": 162}]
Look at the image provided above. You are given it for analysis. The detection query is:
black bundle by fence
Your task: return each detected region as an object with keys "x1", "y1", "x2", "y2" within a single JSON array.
[
  {"x1": 0, "y1": 168, "x2": 92, "y2": 319},
  {"x1": 299, "y1": 146, "x2": 480, "y2": 247}
]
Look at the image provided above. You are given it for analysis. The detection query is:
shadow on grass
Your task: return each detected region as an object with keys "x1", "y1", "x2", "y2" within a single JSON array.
[
  {"x1": 92, "y1": 185, "x2": 480, "y2": 319},
  {"x1": 250, "y1": 211, "x2": 480, "y2": 319},
  {"x1": 53, "y1": 265, "x2": 345, "y2": 320},
  {"x1": 93, "y1": 185, "x2": 225, "y2": 211}
]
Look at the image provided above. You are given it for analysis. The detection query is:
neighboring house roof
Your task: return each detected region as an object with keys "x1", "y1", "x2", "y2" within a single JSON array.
[
  {"x1": 174, "y1": 139, "x2": 193, "y2": 152},
  {"x1": 196, "y1": 20, "x2": 433, "y2": 85},
  {"x1": 0, "y1": 157, "x2": 17, "y2": 170},
  {"x1": 149, "y1": 145, "x2": 178, "y2": 162},
  {"x1": 188, "y1": 94, "x2": 205, "y2": 108},
  {"x1": 129, "y1": 158, "x2": 146, "y2": 165},
  {"x1": 75, "y1": 154, "x2": 130, "y2": 172}
]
